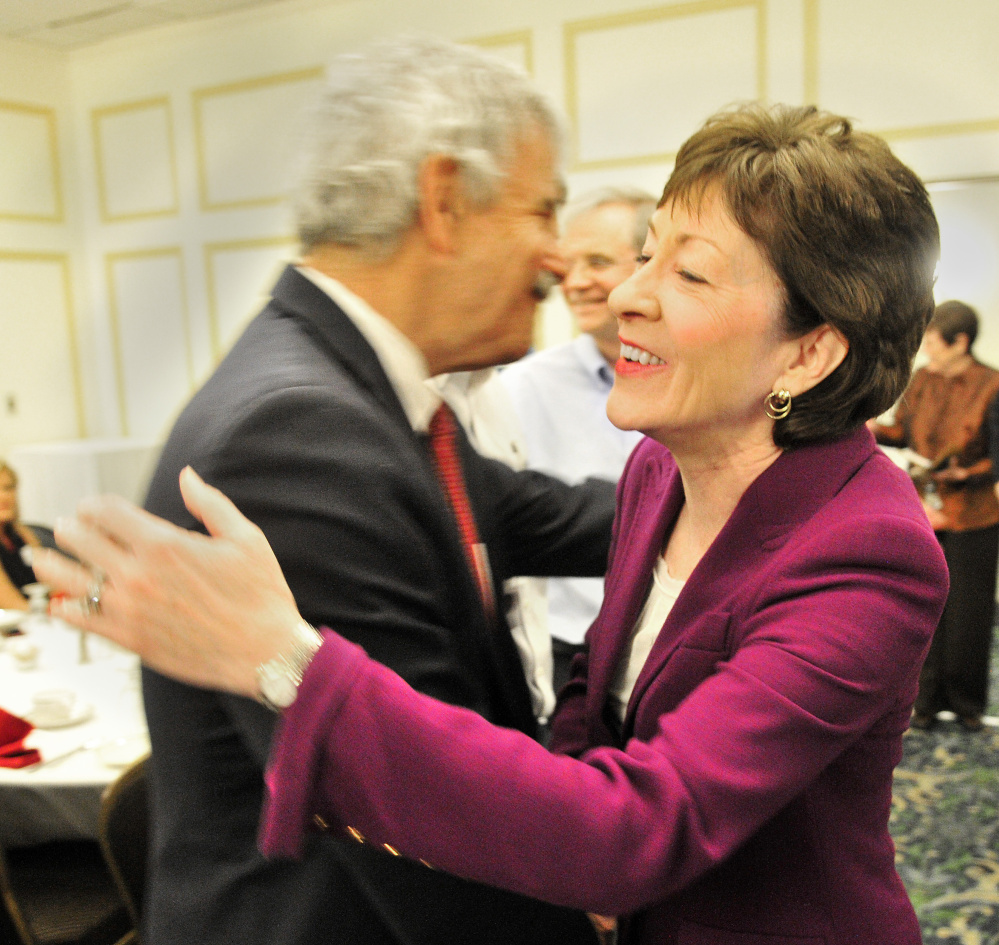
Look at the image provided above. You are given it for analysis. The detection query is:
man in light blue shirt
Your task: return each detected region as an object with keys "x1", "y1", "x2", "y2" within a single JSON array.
[{"x1": 500, "y1": 187, "x2": 655, "y2": 692}]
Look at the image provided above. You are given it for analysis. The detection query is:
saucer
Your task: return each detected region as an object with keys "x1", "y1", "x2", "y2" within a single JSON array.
[
  {"x1": 27, "y1": 702, "x2": 94, "y2": 729},
  {"x1": 98, "y1": 733, "x2": 150, "y2": 768}
]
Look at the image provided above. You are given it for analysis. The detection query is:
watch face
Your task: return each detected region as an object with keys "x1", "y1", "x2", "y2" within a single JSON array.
[
  {"x1": 260, "y1": 664, "x2": 298, "y2": 710},
  {"x1": 255, "y1": 623, "x2": 322, "y2": 711}
]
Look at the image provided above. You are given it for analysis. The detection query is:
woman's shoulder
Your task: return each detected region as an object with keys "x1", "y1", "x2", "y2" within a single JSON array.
[
  {"x1": 753, "y1": 429, "x2": 941, "y2": 567},
  {"x1": 806, "y1": 444, "x2": 946, "y2": 578}
]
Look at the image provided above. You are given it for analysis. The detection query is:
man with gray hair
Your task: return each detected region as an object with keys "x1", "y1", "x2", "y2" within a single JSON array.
[
  {"x1": 140, "y1": 37, "x2": 609, "y2": 945},
  {"x1": 500, "y1": 187, "x2": 655, "y2": 691}
]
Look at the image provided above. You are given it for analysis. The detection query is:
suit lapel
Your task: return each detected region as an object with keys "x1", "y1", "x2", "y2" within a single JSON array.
[{"x1": 269, "y1": 266, "x2": 414, "y2": 434}]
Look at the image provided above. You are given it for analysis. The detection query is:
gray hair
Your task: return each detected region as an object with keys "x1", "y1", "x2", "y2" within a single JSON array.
[
  {"x1": 562, "y1": 186, "x2": 657, "y2": 252},
  {"x1": 293, "y1": 36, "x2": 564, "y2": 255}
]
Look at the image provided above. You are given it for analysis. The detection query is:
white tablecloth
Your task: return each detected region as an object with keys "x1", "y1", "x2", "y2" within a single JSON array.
[{"x1": 0, "y1": 617, "x2": 149, "y2": 847}]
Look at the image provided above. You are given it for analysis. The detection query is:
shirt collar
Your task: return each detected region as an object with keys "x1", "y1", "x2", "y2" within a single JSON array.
[
  {"x1": 297, "y1": 266, "x2": 440, "y2": 433},
  {"x1": 431, "y1": 369, "x2": 496, "y2": 432},
  {"x1": 573, "y1": 333, "x2": 615, "y2": 387}
]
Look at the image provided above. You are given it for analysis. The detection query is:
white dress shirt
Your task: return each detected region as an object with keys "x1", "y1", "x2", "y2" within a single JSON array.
[{"x1": 500, "y1": 334, "x2": 643, "y2": 646}]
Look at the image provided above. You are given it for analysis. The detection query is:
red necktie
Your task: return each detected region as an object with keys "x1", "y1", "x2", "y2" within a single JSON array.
[{"x1": 427, "y1": 404, "x2": 496, "y2": 619}]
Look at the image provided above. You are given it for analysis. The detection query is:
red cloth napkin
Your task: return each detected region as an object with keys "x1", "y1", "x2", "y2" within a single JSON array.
[{"x1": 0, "y1": 705, "x2": 41, "y2": 768}]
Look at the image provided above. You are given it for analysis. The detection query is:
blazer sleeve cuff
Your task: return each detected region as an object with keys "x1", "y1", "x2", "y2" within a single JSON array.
[{"x1": 259, "y1": 628, "x2": 365, "y2": 859}]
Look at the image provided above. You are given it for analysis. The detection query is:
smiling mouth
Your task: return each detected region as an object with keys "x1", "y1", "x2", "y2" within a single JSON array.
[{"x1": 620, "y1": 342, "x2": 665, "y2": 366}]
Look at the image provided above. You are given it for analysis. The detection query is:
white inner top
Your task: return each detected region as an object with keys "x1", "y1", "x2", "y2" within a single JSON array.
[{"x1": 608, "y1": 555, "x2": 685, "y2": 724}]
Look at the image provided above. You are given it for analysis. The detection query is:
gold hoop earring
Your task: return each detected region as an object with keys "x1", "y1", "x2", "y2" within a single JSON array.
[{"x1": 764, "y1": 388, "x2": 792, "y2": 420}]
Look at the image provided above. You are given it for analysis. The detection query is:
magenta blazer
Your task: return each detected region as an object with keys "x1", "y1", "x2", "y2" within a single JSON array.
[{"x1": 262, "y1": 427, "x2": 948, "y2": 945}]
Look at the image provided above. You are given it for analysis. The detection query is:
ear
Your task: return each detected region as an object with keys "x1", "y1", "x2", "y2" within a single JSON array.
[
  {"x1": 778, "y1": 324, "x2": 849, "y2": 397},
  {"x1": 416, "y1": 155, "x2": 467, "y2": 255}
]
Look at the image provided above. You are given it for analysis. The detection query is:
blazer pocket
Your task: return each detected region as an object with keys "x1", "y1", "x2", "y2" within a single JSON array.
[
  {"x1": 677, "y1": 612, "x2": 731, "y2": 654},
  {"x1": 678, "y1": 920, "x2": 826, "y2": 944}
]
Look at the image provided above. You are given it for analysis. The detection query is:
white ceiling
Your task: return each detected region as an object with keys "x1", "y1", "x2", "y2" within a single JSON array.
[{"x1": 0, "y1": 0, "x2": 300, "y2": 48}]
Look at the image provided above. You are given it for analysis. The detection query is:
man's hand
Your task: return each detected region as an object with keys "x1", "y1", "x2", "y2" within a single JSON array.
[{"x1": 32, "y1": 467, "x2": 304, "y2": 697}]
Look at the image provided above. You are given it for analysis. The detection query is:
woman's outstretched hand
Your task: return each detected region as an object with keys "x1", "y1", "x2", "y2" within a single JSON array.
[{"x1": 31, "y1": 466, "x2": 303, "y2": 697}]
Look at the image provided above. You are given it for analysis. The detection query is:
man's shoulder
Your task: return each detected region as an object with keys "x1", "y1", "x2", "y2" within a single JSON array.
[
  {"x1": 145, "y1": 302, "x2": 409, "y2": 526},
  {"x1": 181, "y1": 298, "x2": 384, "y2": 429}
]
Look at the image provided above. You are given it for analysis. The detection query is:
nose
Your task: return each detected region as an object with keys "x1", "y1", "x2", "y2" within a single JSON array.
[
  {"x1": 542, "y1": 239, "x2": 567, "y2": 281},
  {"x1": 608, "y1": 266, "x2": 657, "y2": 323},
  {"x1": 532, "y1": 242, "x2": 567, "y2": 300},
  {"x1": 562, "y1": 258, "x2": 593, "y2": 294}
]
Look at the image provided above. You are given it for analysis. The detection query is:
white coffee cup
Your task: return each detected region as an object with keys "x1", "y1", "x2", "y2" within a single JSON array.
[
  {"x1": 31, "y1": 689, "x2": 77, "y2": 726},
  {"x1": 8, "y1": 638, "x2": 39, "y2": 671}
]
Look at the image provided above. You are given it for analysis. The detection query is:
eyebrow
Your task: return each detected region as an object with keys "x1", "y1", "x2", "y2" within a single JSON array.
[{"x1": 648, "y1": 218, "x2": 723, "y2": 253}]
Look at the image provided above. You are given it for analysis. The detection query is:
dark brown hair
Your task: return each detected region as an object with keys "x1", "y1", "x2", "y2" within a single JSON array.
[
  {"x1": 662, "y1": 103, "x2": 940, "y2": 448},
  {"x1": 928, "y1": 300, "x2": 978, "y2": 350}
]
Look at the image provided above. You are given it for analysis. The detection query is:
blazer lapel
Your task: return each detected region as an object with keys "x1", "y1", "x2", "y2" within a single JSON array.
[
  {"x1": 615, "y1": 428, "x2": 879, "y2": 731},
  {"x1": 586, "y1": 450, "x2": 684, "y2": 724}
]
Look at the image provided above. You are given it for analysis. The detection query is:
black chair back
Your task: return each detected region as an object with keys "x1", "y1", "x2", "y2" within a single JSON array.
[
  {"x1": 0, "y1": 839, "x2": 131, "y2": 945},
  {"x1": 98, "y1": 758, "x2": 149, "y2": 933}
]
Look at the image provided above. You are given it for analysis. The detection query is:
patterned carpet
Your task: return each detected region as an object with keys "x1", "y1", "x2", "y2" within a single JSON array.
[{"x1": 891, "y1": 633, "x2": 999, "y2": 944}]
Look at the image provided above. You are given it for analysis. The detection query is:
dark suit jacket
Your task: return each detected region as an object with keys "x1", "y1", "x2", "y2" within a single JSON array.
[
  {"x1": 141, "y1": 266, "x2": 612, "y2": 945},
  {"x1": 260, "y1": 427, "x2": 948, "y2": 945}
]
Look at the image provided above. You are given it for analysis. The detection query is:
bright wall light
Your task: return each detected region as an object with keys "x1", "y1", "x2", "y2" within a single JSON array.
[{"x1": 928, "y1": 180, "x2": 999, "y2": 369}]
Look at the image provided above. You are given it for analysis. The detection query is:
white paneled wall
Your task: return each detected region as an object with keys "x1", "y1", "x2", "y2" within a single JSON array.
[
  {"x1": 0, "y1": 253, "x2": 82, "y2": 444},
  {"x1": 203, "y1": 237, "x2": 296, "y2": 358},
  {"x1": 567, "y1": 1, "x2": 765, "y2": 169},
  {"x1": 0, "y1": 0, "x2": 998, "y2": 452},
  {"x1": 105, "y1": 248, "x2": 193, "y2": 440}
]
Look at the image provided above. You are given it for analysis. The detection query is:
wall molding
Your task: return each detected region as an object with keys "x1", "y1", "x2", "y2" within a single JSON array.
[
  {"x1": 0, "y1": 250, "x2": 83, "y2": 436},
  {"x1": 91, "y1": 96, "x2": 180, "y2": 223},
  {"x1": 192, "y1": 67, "x2": 324, "y2": 212},
  {"x1": 105, "y1": 246, "x2": 192, "y2": 436},
  {"x1": 203, "y1": 235, "x2": 296, "y2": 360},
  {"x1": 564, "y1": 0, "x2": 767, "y2": 171},
  {"x1": 0, "y1": 99, "x2": 64, "y2": 223},
  {"x1": 874, "y1": 117, "x2": 999, "y2": 143},
  {"x1": 464, "y1": 29, "x2": 534, "y2": 75},
  {"x1": 802, "y1": 0, "x2": 819, "y2": 105}
]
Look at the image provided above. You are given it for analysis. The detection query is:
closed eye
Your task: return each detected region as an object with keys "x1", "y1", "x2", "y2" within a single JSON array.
[{"x1": 678, "y1": 268, "x2": 708, "y2": 284}]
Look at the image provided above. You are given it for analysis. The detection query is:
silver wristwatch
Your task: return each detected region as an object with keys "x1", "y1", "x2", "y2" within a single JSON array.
[{"x1": 256, "y1": 620, "x2": 324, "y2": 712}]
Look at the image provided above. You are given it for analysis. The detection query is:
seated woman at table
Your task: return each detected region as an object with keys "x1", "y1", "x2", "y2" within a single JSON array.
[
  {"x1": 39, "y1": 103, "x2": 946, "y2": 945},
  {"x1": 0, "y1": 461, "x2": 40, "y2": 610}
]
